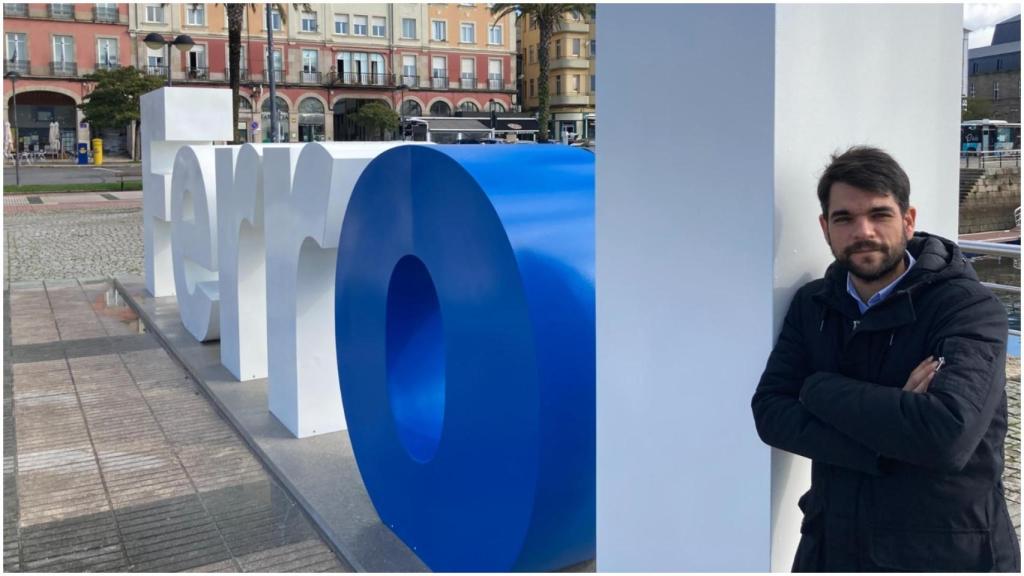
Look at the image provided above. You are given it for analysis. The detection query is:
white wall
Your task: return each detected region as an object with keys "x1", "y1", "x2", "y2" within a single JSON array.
[{"x1": 597, "y1": 4, "x2": 961, "y2": 572}]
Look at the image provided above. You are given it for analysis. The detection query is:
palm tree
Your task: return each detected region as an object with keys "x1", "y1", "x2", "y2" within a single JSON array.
[{"x1": 490, "y1": 3, "x2": 595, "y2": 142}]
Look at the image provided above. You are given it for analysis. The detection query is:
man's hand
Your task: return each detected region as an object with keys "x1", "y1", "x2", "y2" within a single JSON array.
[{"x1": 903, "y1": 356, "x2": 940, "y2": 394}]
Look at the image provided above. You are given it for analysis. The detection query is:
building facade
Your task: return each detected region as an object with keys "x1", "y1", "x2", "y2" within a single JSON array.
[
  {"x1": 3, "y1": 3, "x2": 131, "y2": 154},
  {"x1": 966, "y1": 14, "x2": 1020, "y2": 124},
  {"x1": 518, "y1": 9, "x2": 595, "y2": 141},
  {"x1": 4, "y1": 3, "x2": 517, "y2": 154}
]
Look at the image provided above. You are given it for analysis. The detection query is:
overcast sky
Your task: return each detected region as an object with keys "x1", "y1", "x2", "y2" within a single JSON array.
[{"x1": 964, "y1": 3, "x2": 1021, "y2": 48}]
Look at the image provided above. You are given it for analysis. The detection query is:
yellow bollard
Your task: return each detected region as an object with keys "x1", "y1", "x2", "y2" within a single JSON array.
[{"x1": 91, "y1": 138, "x2": 103, "y2": 165}]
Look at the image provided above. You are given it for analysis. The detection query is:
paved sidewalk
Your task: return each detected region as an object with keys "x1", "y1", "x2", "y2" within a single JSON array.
[{"x1": 3, "y1": 279, "x2": 349, "y2": 572}]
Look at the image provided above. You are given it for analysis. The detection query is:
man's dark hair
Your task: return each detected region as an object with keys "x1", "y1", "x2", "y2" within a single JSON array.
[{"x1": 816, "y1": 146, "x2": 910, "y2": 216}]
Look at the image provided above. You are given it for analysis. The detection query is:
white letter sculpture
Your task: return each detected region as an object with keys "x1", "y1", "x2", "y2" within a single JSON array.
[
  {"x1": 140, "y1": 88, "x2": 232, "y2": 297},
  {"x1": 265, "y1": 142, "x2": 403, "y2": 437}
]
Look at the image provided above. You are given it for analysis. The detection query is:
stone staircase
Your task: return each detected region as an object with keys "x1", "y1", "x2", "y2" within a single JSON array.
[{"x1": 959, "y1": 168, "x2": 985, "y2": 204}]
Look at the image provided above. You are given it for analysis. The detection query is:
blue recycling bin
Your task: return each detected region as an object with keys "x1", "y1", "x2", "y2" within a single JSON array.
[{"x1": 77, "y1": 142, "x2": 89, "y2": 165}]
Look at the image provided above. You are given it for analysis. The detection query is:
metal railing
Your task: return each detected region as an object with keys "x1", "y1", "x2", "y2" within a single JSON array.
[
  {"x1": 94, "y1": 6, "x2": 118, "y2": 22},
  {"x1": 5, "y1": 60, "x2": 30, "y2": 75},
  {"x1": 460, "y1": 75, "x2": 476, "y2": 89},
  {"x1": 95, "y1": 62, "x2": 120, "y2": 71},
  {"x1": 487, "y1": 77, "x2": 504, "y2": 90},
  {"x1": 48, "y1": 4, "x2": 74, "y2": 19},
  {"x1": 266, "y1": 69, "x2": 283, "y2": 83},
  {"x1": 145, "y1": 65, "x2": 168, "y2": 77},
  {"x1": 960, "y1": 149, "x2": 1021, "y2": 169},
  {"x1": 959, "y1": 240, "x2": 1021, "y2": 297},
  {"x1": 399, "y1": 75, "x2": 419, "y2": 87},
  {"x1": 332, "y1": 72, "x2": 390, "y2": 86},
  {"x1": 224, "y1": 68, "x2": 250, "y2": 82},
  {"x1": 430, "y1": 75, "x2": 449, "y2": 89},
  {"x1": 186, "y1": 66, "x2": 209, "y2": 80},
  {"x1": 50, "y1": 61, "x2": 77, "y2": 76},
  {"x1": 300, "y1": 70, "x2": 322, "y2": 84}
]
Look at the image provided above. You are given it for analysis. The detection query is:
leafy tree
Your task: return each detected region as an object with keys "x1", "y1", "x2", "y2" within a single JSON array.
[
  {"x1": 226, "y1": 4, "x2": 245, "y2": 143},
  {"x1": 78, "y1": 66, "x2": 165, "y2": 159},
  {"x1": 961, "y1": 97, "x2": 993, "y2": 122},
  {"x1": 349, "y1": 101, "x2": 399, "y2": 140},
  {"x1": 490, "y1": 3, "x2": 595, "y2": 142}
]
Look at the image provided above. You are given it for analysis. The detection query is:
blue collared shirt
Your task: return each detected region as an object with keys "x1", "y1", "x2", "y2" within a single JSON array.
[{"x1": 846, "y1": 250, "x2": 916, "y2": 314}]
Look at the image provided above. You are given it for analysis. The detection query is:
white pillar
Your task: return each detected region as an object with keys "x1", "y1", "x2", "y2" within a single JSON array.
[{"x1": 596, "y1": 4, "x2": 961, "y2": 571}]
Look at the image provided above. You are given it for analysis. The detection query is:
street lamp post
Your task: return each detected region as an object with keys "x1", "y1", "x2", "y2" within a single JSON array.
[
  {"x1": 143, "y1": 32, "x2": 195, "y2": 87},
  {"x1": 488, "y1": 98, "x2": 497, "y2": 139},
  {"x1": 266, "y1": 4, "x2": 280, "y2": 142},
  {"x1": 6, "y1": 70, "x2": 21, "y2": 186},
  {"x1": 398, "y1": 84, "x2": 408, "y2": 140}
]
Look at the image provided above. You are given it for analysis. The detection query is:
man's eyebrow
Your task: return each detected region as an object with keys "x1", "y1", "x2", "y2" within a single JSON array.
[
  {"x1": 829, "y1": 209, "x2": 851, "y2": 219},
  {"x1": 868, "y1": 206, "x2": 896, "y2": 214}
]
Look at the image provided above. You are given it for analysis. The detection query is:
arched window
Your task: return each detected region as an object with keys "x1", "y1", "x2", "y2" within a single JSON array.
[
  {"x1": 401, "y1": 100, "x2": 422, "y2": 117},
  {"x1": 298, "y1": 98, "x2": 325, "y2": 142},
  {"x1": 429, "y1": 100, "x2": 451, "y2": 116},
  {"x1": 261, "y1": 96, "x2": 289, "y2": 112},
  {"x1": 239, "y1": 97, "x2": 253, "y2": 111},
  {"x1": 458, "y1": 101, "x2": 479, "y2": 112},
  {"x1": 299, "y1": 97, "x2": 324, "y2": 115},
  {"x1": 490, "y1": 101, "x2": 506, "y2": 113}
]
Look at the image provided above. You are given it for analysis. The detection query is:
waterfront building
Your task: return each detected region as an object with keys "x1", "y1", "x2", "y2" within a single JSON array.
[
  {"x1": 3, "y1": 3, "x2": 131, "y2": 154},
  {"x1": 518, "y1": 9, "x2": 595, "y2": 141},
  {"x1": 967, "y1": 14, "x2": 1020, "y2": 124}
]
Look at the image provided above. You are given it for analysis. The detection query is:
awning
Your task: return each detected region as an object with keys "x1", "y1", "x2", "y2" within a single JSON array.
[{"x1": 407, "y1": 116, "x2": 539, "y2": 134}]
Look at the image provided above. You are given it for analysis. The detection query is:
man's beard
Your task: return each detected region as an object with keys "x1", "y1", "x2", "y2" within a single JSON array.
[{"x1": 834, "y1": 237, "x2": 907, "y2": 282}]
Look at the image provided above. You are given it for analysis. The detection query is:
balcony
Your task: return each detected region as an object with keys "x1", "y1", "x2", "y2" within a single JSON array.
[
  {"x1": 459, "y1": 75, "x2": 476, "y2": 89},
  {"x1": 48, "y1": 4, "x2": 74, "y2": 19},
  {"x1": 224, "y1": 68, "x2": 250, "y2": 82},
  {"x1": 265, "y1": 69, "x2": 283, "y2": 83},
  {"x1": 95, "y1": 61, "x2": 120, "y2": 72},
  {"x1": 332, "y1": 72, "x2": 390, "y2": 87},
  {"x1": 50, "y1": 61, "x2": 78, "y2": 76},
  {"x1": 561, "y1": 20, "x2": 589, "y2": 33},
  {"x1": 550, "y1": 93, "x2": 590, "y2": 106},
  {"x1": 93, "y1": 6, "x2": 118, "y2": 23},
  {"x1": 186, "y1": 66, "x2": 209, "y2": 81},
  {"x1": 551, "y1": 57, "x2": 590, "y2": 70},
  {"x1": 5, "y1": 60, "x2": 30, "y2": 75},
  {"x1": 300, "y1": 70, "x2": 321, "y2": 84},
  {"x1": 146, "y1": 65, "x2": 168, "y2": 78},
  {"x1": 398, "y1": 75, "x2": 419, "y2": 88},
  {"x1": 4, "y1": 4, "x2": 27, "y2": 17},
  {"x1": 487, "y1": 77, "x2": 505, "y2": 90},
  {"x1": 430, "y1": 75, "x2": 449, "y2": 89}
]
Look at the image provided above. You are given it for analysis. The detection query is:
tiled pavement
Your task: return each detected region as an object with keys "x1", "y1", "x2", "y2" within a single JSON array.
[
  {"x1": 1005, "y1": 357, "x2": 1021, "y2": 540},
  {"x1": 3, "y1": 279, "x2": 349, "y2": 572}
]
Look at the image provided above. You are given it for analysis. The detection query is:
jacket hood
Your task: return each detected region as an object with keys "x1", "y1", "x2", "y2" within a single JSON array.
[{"x1": 821, "y1": 232, "x2": 975, "y2": 295}]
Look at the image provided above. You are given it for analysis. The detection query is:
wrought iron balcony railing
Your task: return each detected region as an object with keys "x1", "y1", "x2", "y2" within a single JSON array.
[
  {"x1": 224, "y1": 68, "x2": 250, "y2": 82},
  {"x1": 430, "y1": 75, "x2": 449, "y2": 89},
  {"x1": 186, "y1": 66, "x2": 209, "y2": 80},
  {"x1": 146, "y1": 65, "x2": 168, "y2": 78},
  {"x1": 398, "y1": 75, "x2": 419, "y2": 88},
  {"x1": 5, "y1": 60, "x2": 30, "y2": 75},
  {"x1": 50, "y1": 61, "x2": 77, "y2": 76},
  {"x1": 487, "y1": 77, "x2": 504, "y2": 90},
  {"x1": 96, "y1": 61, "x2": 120, "y2": 71},
  {"x1": 460, "y1": 75, "x2": 476, "y2": 89},
  {"x1": 48, "y1": 4, "x2": 74, "y2": 19},
  {"x1": 330, "y1": 72, "x2": 390, "y2": 86},
  {"x1": 300, "y1": 70, "x2": 321, "y2": 84},
  {"x1": 4, "y1": 4, "x2": 28, "y2": 17},
  {"x1": 266, "y1": 69, "x2": 283, "y2": 83}
]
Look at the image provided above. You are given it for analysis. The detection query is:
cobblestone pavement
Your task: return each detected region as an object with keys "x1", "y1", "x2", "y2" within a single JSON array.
[
  {"x1": 4, "y1": 207, "x2": 144, "y2": 287},
  {"x1": 1005, "y1": 357, "x2": 1021, "y2": 540},
  {"x1": 3, "y1": 279, "x2": 349, "y2": 572}
]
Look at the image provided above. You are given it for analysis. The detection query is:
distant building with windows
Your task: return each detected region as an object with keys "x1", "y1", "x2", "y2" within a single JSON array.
[
  {"x1": 3, "y1": 3, "x2": 131, "y2": 154},
  {"x1": 518, "y1": 9, "x2": 595, "y2": 141},
  {"x1": 966, "y1": 13, "x2": 1020, "y2": 123},
  {"x1": 4, "y1": 3, "x2": 518, "y2": 154}
]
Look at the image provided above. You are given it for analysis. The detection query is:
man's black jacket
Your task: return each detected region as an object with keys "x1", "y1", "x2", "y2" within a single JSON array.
[{"x1": 752, "y1": 232, "x2": 1019, "y2": 572}]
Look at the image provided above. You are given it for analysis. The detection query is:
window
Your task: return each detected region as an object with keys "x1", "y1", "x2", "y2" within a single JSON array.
[
  {"x1": 402, "y1": 55, "x2": 417, "y2": 84},
  {"x1": 269, "y1": 8, "x2": 282, "y2": 31},
  {"x1": 97, "y1": 38, "x2": 118, "y2": 67},
  {"x1": 528, "y1": 45, "x2": 535, "y2": 64},
  {"x1": 6, "y1": 33, "x2": 26, "y2": 63},
  {"x1": 95, "y1": 3, "x2": 118, "y2": 22},
  {"x1": 353, "y1": 15, "x2": 368, "y2": 35},
  {"x1": 187, "y1": 45, "x2": 207, "y2": 78},
  {"x1": 145, "y1": 4, "x2": 164, "y2": 23},
  {"x1": 147, "y1": 50, "x2": 164, "y2": 74},
  {"x1": 571, "y1": 9, "x2": 582, "y2": 21},
  {"x1": 460, "y1": 23, "x2": 475, "y2": 43},
  {"x1": 186, "y1": 4, "x2": 205, "y2": 26},
  {"x1": 301, "y1": 12, "x2": 317, "y2": 32},
  {"x1": 491, "y1": 101, "x2": 505, "y2": 112},
  {"x1": 431, "y1": 56, "x2": 447, "y2": 88},
  {"x1": 459, "y1": 101, "x2": 478, "y2": 112},
  {"x1": 555, "y1": 40, "x2": 562, "y2": 58},
  {"x1": 488, "y1": 25, "x2": 502, "y2": 45},
  {"x1": 589, "y1": 39, "x2": 596, "y2": 58},
  {"x1": 572, "y1": 38, "x2": 581, "y2": 57},
  {"x1": 996, "y1": 58, "x2": 1003, "y2": 72},
  {"x1": 590, "y1": 74, "x2": 595, "y2": 93},
  {"x1": 971, "y1": 62, "x2": 978, "y2": 74},
  {"x1": 334, "y1": 15, "x2": 348, "y2": 34},
  {"x1": 302, "y1": 49, "x2": 319, "y2": 82},
  {"x1": 371, "y1": 17, "x2": 386, "y2": 37},
  {"x1": 4, "y1": 4, "x2": 28, "y2": 17},
  {"x1": 969, "y1": 82, "x2": 975, "y2": 98},
  {"x1": 432, "y1": 20, "x2": 447, "y2": 41},
  {"x1": 265, "y1": 47, "x2": 283, "y2": 82},
  {"x1": 993, "y1": 80, "x2": 1000, "y2": 100},
  {"x1": 555, "y1": 75, "x2": 562, "y2": 95},
  {"x1": 50, "y1": 4, "x2": 74, "y2": 19},
  {"x1": 529, "y1": 78, "x2": 535, "y2": 98},
  {"x1": 402, "y1": 18, "x2": 416, "y2": 39},
  {"x1": 573, "y1": 74, "x2": 581, "y2": 93},
  {"x1": 53, "y1": 35, "x2": 75, "y2": 63},
  {"x1": 460, "y1": 57, "x2": 475, "y2": 89},
  {"x1": 488, "y1": 58, "x2": 502, "y2": 89}
]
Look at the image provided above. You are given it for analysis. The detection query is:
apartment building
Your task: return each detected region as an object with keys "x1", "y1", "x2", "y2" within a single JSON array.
[
  {"x1": 518, "y1": 9, "x2": 595, "y2": 141},
  {"x1": 3, "y1": 3, "x2": 130, "y2": 154},
  {"x1": 966, "y1": 14, "x2": 1020, "y2": 124},
  {"x1": 128, "y1": 3, "x2": 518, "y2": 142}
]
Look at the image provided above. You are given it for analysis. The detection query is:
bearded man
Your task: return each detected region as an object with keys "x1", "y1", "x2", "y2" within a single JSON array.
[{"x1": 751, "y1": 146, "x2": 1020, "y2": 571}]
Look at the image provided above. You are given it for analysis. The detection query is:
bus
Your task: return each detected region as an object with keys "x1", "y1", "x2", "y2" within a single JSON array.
[{"x1": 961, "y1": 120, "x2": 1020, "y2": 154}]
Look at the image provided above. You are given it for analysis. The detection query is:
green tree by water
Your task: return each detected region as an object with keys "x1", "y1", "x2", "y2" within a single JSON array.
[
  {"x1": 490, "y1": 3, "x2": 595, "y2": 142},
  {"x1": 78, "y1": 67, "x2": 165, "y2": 158}
]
